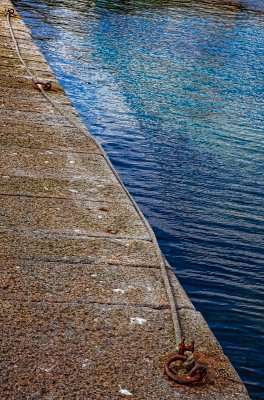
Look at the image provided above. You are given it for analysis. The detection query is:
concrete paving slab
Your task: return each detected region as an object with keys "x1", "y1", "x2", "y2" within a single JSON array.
[
  {"x1": 1, "y1": 301, "x2": 249, "y2": 400},
  {"x1": 0, "y1": 260, "x2": 169, "y2": 308},
  {"x1": 0, "y1": 125, "x2": 99, "y2": 152},
  {"x1": 0, "y1": 55, "x2": 52, "y2": 72},
  {"x1": 0, "y1": 147, "x2": 117, "y2": 180},
  {"x1": 0, "y1": 98, "x2": 77, "y2": 116},
  {"x1": 0, "y1": 195, "x2": 150, "y2": 239},
  {"x1": 0, "y1": 108, "x2": 86, "y2": 129},
  {"x1": 0, "y1": 64, "x2": 56, "y2": 81},
  {"x1": 0, "y1": 87, "x2": 72, "y2": 104},
  {"x1": 0, "y1": 147, "x2": 126, "y2": 203},
  {"x1": 0, "y1": 301, "x2": 174, "y2": 400},
  {"x1": 0, "y1": 28, "x2": 34, "y2": 40},
  {"x1": 0, "y1": 231, "x2": 160, "y2": 267},
  {"x1": 0, "y1": 45, "x2": 47, "y2": 62},
  {"x1": 0, "y1": 34, "x2": 52, "y2": 53},
  {"x1": 0, "y1": 16, "x2": 32, "y2": 33},
  {"x1": 0, "y1": 95, "x2": 73, "y2": 113},
  {"x1": 0, "y1": 174, "x2": 127, "y2": 202}
]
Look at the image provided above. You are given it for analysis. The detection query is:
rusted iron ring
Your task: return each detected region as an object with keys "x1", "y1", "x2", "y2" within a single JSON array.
[
  {"x1": 33, "y1": 81, "x2": 52, "y2": 91},
  {"x1": 165, "y1": 354, "x2": 207, "y2": 385},
  {"x1": 5, "y1": 8, "x2": 15, "y2": 16}
]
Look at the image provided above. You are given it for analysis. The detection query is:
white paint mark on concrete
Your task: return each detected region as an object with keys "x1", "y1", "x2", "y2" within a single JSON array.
[
  {"x1": 40, "y1": 365, "x2": 55, "y2": 373},
  {"x1": 119, "y1": 386, "x2": 133, "y2": 396},
  {"x1": 82, "y1": 358, "x2": 92, "y2": 368},
  {"x1": 74, "y1": 229, "x2": 86, "y2": 234},
  {"x1": 113, "y1": 288, "x2": 125, "y2": 294},
  {"x1": 130, "y1": 317, "x2": 147, "y2": 325}
]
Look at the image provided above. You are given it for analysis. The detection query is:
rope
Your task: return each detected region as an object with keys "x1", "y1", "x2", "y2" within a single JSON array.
[{"x1": 5, "y1": 8, "x2": 182, "y2": 347}]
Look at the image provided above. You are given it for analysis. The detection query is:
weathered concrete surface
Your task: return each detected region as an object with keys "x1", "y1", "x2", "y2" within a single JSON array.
[{"x1": 0, "y1": 1, "x2": 251, "y2": 399}]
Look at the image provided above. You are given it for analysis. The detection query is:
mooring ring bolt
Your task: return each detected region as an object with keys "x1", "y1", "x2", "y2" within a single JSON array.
[
  {"x1": 165, "y1": 355, "x2": 207, "y2": 385},
  {"x1": 5, "y1": 8, "x2": 15, "y2": 16},
  {"x1": 33, "y1": 81, "x2": 52, "y2": 91},
  {"x1": 178, "y1": 337, "x2": 195, "y2": 355}
]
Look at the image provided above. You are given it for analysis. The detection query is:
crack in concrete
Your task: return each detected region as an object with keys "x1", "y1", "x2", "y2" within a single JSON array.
[
  {"x1": 20, "y1": 257, "x2": 161, "y2": 269},
  {"x1": 0, "y1": 146, "x2": 98, "y2": 154},
  {"x1": 1, "y1": 298, "x2": 170, "y2": 310},
  {"x1": 0, "y1": 227, "x2": 152, "y2": 242},
  {"x1": 0, "y1": 192, "x2": 123, "y2": 203}
]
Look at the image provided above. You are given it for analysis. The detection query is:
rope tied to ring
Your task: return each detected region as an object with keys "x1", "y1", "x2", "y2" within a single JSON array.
[
  {"x1": 165, "y1": 353, "x2": 207, "y2": 385},
  {"x1": 164, "y1": 337, "x2": 207, "y2": 385}
]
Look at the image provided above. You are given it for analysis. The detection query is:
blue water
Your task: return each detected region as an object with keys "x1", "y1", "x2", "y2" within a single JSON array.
[{"x1": 14, "y1": 1, "x2": 264, "y2": 398}]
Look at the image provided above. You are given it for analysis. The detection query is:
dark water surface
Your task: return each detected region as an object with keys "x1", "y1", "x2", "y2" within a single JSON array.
[{"x1": 14, "y1": 1, "x2": 264, "y2": 398}]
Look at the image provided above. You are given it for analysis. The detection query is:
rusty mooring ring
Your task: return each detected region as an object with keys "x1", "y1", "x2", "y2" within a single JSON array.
[
  {"x1": 5, "y1": 8, "x2": 15, "y2": 16},
  {"x1": 33, "y1": 81, "x2": 52, "y2": 91},
  {"x1": 165, "y1": 354, "x2": 207, "y2": 385}
]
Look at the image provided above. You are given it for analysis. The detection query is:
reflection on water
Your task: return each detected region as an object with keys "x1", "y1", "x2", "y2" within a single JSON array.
[{"x1": 14, "y1": 1, "x2": 264, "y2": 398}]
